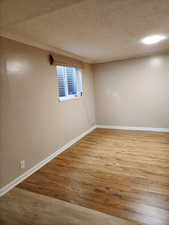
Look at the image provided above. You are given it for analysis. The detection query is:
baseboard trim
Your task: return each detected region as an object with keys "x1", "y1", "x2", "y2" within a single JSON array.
[
  {"x1": 0, "y1": 125, "x2": 96, "y2": 197},
  {"x1": 96, "y1": 125, "x2": 169, "y2": 132}
]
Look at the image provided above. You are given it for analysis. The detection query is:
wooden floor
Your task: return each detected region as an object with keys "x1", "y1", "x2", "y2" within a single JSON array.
[
  {"x1": 0, "y1": 187, "x2": 140, "y2": 225},
  {"x1": 17, "y1": 128, "x2": 169, "y2": 225}
]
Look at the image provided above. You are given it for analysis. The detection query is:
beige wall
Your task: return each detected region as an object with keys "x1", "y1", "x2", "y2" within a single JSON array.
[
  {"x1": 0, "y1": 37, "x2": 95, "y2": 188},
  {"x1": 93, "y1": 55, "x2": 169, "y2": 128}
]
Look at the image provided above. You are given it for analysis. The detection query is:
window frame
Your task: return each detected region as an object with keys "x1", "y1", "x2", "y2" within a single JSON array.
[{"x1": 56, "y1": 65, "x2": 83, "y2": 102}]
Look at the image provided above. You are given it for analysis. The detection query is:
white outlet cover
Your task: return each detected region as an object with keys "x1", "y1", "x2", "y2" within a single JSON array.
[{"x1": 20, "y1": 160, "x2": 25, "y2": 169}]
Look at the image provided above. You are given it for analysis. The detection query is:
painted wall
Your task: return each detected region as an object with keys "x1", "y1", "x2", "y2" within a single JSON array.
[
  {"x1": 93, "y1": 55, "x2": 169, "y2": 128},
  {"x1": 0, "y1": 37, "x2": 95, "y2": 188}
]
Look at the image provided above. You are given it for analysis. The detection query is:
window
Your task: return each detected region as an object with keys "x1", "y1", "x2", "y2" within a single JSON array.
[{"x1": 56, "y1": 65, "x2": 83, "y2": 101}]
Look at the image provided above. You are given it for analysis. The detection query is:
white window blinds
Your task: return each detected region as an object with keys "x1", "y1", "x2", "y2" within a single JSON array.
[{"x1": 56, "y1": 65, "x2": 83, "y2": 100}]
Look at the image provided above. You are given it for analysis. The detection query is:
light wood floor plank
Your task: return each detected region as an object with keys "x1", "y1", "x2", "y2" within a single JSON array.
[
  {"x1": 16, "y1": 128, "x2": 169, "y2": 225},
  {"x1": 0, "y1": 188, "x2": 142, "y2": 225}
]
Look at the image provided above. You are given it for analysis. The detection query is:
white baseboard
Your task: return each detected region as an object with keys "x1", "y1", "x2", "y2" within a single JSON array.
[
  {"x1": 96, "y1": 125, "x2": 169, "y2": 132},
  {"x1": 0, "y1": 125, "x2": 96, "y2": 197}
]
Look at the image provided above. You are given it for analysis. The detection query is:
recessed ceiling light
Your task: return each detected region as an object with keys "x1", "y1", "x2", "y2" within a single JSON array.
[{"x1": 141, "y1": 35, "x2": 167, "y2": 45}]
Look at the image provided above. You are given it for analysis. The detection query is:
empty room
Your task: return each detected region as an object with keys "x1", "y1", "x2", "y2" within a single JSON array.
[{"x1": 1, "y1": 1, "x2": 169, "y2": 225}]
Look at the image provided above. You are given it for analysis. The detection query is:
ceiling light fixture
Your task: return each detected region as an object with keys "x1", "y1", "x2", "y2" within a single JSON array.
[{"x1": 141, "y1": 34, "x2": 167, "y2": 45}]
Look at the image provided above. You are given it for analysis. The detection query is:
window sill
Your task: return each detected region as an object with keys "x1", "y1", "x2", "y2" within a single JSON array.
[{"x1": 59, "y1": 95, "x2": 80, "y2": 102}]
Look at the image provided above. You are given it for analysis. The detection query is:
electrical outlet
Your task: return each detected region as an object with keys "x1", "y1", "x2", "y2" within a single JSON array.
[{"x1": 20, "y1": 160, "x2": 25, "y2": 169}]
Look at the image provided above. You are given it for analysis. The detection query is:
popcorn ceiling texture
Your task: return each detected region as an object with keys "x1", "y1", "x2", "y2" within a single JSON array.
[{"x1": 1, "y1": 0, "x2": 169, "y2": 63}]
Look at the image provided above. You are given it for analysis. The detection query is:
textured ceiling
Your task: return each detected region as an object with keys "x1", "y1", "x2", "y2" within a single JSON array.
[{"x1": 1, "y1": 0, "x2": 169, "y2": 63}]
